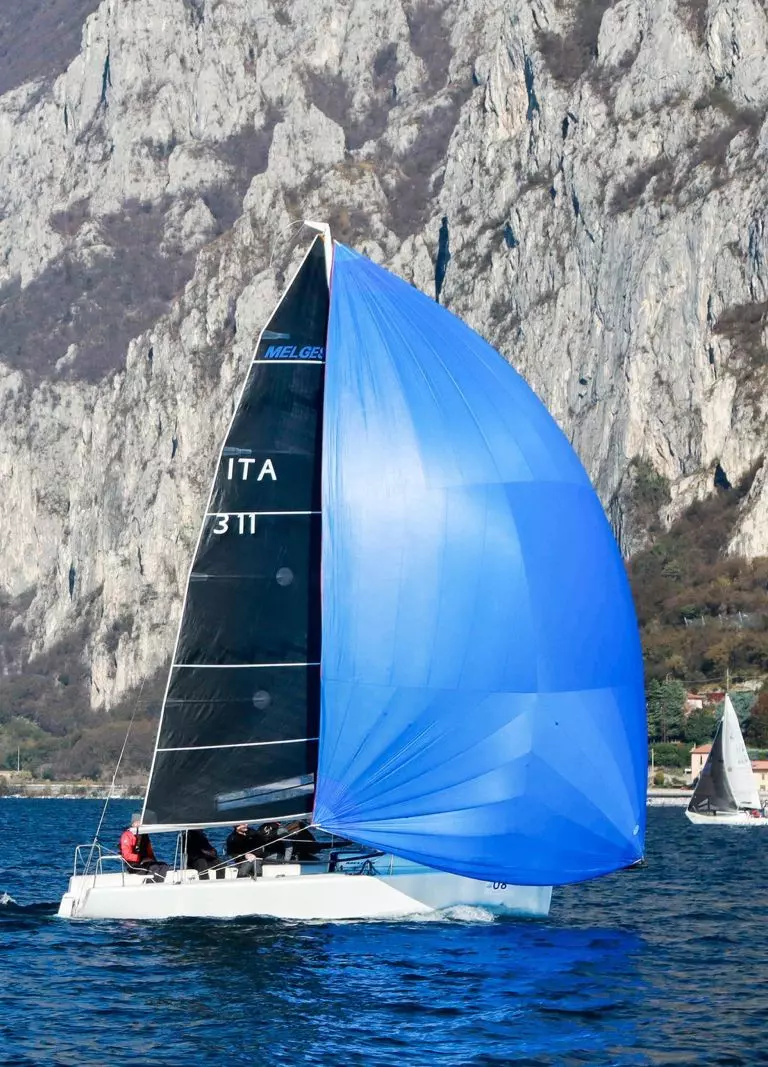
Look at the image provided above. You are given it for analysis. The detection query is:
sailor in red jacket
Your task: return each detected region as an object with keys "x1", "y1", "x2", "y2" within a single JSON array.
[{"x1": 120, "y1": 813, "x2": 169, "y2": 882}]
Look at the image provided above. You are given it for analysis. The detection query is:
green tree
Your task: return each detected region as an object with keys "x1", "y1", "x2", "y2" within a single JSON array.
[
  {"x1": 684, "y1": 706, "x2": 717, "y2": 745},
  {"x1": 647, "y1": 679, "x2": 686, "y2": 742},
  {"x1": 745, "y1": 686, "x2": 768, "y2": 747},
  {"x1": 651, "y1": 742, "x2": 689, "y2": 768},
  {"x1": 730, "y1": 690, "x2": 756, "y2": 724},
  {"x1": 663, "y1": 680, "x2": 686, "y2": 740},
  {"x1": 647, "y1": 679, "x2": 664, "y2": 742}
]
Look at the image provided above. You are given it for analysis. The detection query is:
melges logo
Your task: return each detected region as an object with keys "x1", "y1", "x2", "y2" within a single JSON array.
[{"x1": 263, "y1": 344, "x2": 325, "y2": 360}]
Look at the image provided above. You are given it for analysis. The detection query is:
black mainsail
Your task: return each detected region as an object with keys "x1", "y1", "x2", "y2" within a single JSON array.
[{"x1": 141, "y1": 237, "x2": 328, "y2": 830}]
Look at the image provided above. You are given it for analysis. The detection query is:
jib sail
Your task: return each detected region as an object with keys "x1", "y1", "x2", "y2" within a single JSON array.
[{"x1": 141, "y1": 237, "x2": 328, "y2": 831}]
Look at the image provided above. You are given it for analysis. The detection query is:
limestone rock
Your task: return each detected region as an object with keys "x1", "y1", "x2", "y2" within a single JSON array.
[{"x1": 0, "y1": 0, "x2": 766, "y2": 707}]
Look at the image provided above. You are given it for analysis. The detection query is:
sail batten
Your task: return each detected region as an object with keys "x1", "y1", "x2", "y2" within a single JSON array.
[
  {"x1": 158, "y1": 737, "x2": 318, "y2": 753},
  {"x1": 141, "y1": 814, "x2": 314, "y2": 835},
  {"x1": 252, "y1": 358, "x2": 325, "y2": 365},
  {"x1": 202, "y1": 510, "x2": 321, "y2": 517},
  {"x1": 171, "y1": 662, "x2": 321, "y2": 670},
  {"x1": 141, "y1": 236, "x2": 329, "y2": 830}
]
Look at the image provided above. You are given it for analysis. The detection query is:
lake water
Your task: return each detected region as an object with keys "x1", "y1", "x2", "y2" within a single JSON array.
[{"x1": 0, "y1": 800, "x2": 766, "y2": 1066}]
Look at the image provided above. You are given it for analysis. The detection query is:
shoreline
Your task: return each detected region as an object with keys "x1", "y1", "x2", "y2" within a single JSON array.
[{"x1": 0, "y1": 792, "x2": 142, "y2": 801}]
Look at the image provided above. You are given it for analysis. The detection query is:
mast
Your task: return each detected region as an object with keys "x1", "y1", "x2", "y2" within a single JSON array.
[{"x1": 140, "y1": 235, "x2": 330, "y2": 832}]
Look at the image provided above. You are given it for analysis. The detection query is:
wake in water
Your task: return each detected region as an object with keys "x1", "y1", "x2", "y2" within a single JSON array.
[
  {"x1": 289, "y1": 904, "x2": 503, "y2": 927},
  {"x1": 398, "y1": 904, "x2": 498, "y2": 924},
  {"x1": 0, "y1": 891, "x2": 58, "y2": 916}
]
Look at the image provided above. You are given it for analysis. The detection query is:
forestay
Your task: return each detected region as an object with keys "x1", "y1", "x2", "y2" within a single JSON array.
[
  {"x1": 141, "y1": 237, "x2": 328, "y2": 831},
  {"x1": 314, "y1": 243, "x2": 647, "y2": 885}
]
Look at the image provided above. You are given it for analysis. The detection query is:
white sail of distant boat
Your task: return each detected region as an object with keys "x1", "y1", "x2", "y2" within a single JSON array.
[{"x1": 686, "y1": 695, "x2": 767, "y2": 826}]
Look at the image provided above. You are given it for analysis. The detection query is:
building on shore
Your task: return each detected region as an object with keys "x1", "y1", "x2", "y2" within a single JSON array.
[
  {"x1": 689, "y1": 745, "x2": 712, "y2": 781},
  {"x1": 753, "y1": 761, "x2": 768, "y2": 793}
]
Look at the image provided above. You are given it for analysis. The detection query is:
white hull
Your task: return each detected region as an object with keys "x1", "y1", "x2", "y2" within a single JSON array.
[
  {"x1": 685, "y1": 809, "x2": 768, "y2": 827},
  {"x1": 58, "y1": 856, "x2": 552, "y2": 921}
]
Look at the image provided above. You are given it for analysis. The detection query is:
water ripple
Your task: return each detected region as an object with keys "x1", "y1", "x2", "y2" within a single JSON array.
[{"x1": 0, "y1": 800, "x2": 766, "y2": 1065}]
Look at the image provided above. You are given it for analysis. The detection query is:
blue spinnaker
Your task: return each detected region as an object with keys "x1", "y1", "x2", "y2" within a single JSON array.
[{"x1": 314, "y1": 243, "x2": 646, "y2": 885}]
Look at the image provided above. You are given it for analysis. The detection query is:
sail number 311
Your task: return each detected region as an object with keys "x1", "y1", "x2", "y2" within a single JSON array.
[{"x1": 213, "y1": 513, "x2": 260, "y2": 535}]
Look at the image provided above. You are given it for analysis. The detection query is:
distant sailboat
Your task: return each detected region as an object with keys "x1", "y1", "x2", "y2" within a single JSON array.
[
  {"x1": 686, "y1": 695, "x2": 767, "y2": 826},
  {"x1": 59, "y1": 226, "x2": 647, "y2": 921}
]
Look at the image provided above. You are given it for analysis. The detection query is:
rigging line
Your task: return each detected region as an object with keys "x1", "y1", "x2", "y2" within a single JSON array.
[{"x1": 79, "y1": 677, "x2": 146, "y2": 889}]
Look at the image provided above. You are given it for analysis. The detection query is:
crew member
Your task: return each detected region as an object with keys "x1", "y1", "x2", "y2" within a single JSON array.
[
  {"x1": 282, "y1": 820, "x2": 321, "y2": 861},
  {"x1": 225, "y1": 824, "x2": 265, "y2": 878},
  {"x1": 259, "y1": 821, "x2": 287, "y2": 859},
  {"x1": 186, "y1": 829, "x2": 224, "y2": 880},
  {"x1": 119, "y1": 813, "x2": 169, "y2": 881}
]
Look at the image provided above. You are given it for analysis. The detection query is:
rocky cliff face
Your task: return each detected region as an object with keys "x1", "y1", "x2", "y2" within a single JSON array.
[{"x1": 0, "y1": 0, "x2": 767, "y2": 708}]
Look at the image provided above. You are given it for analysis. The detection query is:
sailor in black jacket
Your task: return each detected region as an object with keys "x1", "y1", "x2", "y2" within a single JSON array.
[
  {"x1": 186, "y1": 829, "x2": 224, "y2": 880},
  {"x1": 225, "y1": 824, "x2": 266, "y2": 878}
]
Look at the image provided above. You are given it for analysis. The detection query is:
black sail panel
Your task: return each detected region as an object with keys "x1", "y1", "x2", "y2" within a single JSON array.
[
  {"x1": 687, "y1": 721, "x2": 738, "y2": 815},
  {"x1": 160, "y1": 665, "x2": 320, "y2": 749},
  {"x1": 148, "y1": 744, "x2": 319, "y2": 827},
  {"x1": 176, "y1": 513, "x2": 322, "y2": 666},
  {"x1": 142, "y1": 236, "x2": 328, "y2": 830}
]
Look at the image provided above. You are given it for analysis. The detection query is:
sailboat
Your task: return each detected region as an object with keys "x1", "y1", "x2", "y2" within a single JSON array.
[
  {"x1": 58, "y1": 224, "x2": 647, "y2": 921},
  {"x1": 686, "y1": 695, "x2": 767, "y2": 826}
]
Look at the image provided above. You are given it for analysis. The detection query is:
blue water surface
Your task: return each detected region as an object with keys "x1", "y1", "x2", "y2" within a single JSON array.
[{"x1": 0, "y1": 801, "x2": 766, "y2": 1066}]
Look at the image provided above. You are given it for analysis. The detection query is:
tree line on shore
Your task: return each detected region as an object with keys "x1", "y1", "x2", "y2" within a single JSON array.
[{"x1": 645, "y1": 678, "x2": 768, "y2": 769}]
